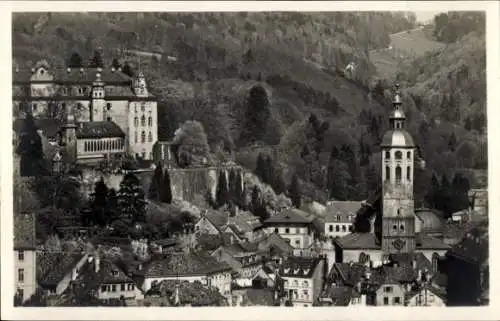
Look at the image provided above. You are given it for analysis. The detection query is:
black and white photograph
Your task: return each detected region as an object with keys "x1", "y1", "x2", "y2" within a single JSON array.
[{"x1": 2, "y1": 1, "x2": 498, "y2": 320}]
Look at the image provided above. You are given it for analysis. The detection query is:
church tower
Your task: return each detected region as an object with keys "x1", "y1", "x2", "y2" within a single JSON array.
[
  {"x1": 380, "y1": 84, "x2": 416, "y2": 254},
  {"x1": 90, "y1": 70, "x2": 106, "y2": 121},
  {"x1": 133, "y1": 72, "x2": 149, "y2": 97}
]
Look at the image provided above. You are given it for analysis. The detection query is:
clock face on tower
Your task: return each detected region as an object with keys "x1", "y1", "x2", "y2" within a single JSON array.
[{"x1": 392, "y1": 238, "x2": 406, "y2": 251}]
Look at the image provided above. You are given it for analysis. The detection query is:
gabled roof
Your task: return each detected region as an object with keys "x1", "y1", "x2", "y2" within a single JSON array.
[
  {"x1": 325, "y1": 201, "x2": 362, "y2": 223},
  {"x1": 280, "y1": 257, "x2": 321, "y2": 278},
  {"x1": 197, "y1": 210, "x2": 229, "y2": 232},
  {"x1": 388, "y1": 252, "x2": 432, "y2": 273},
  {"x1": 147, "y1": 280, "x2": 228, "y2": 306},
  {"x1": 144, "y1": 252, "x2": 232, "y2": 278},
  {"x1": 324, "y1": 285, "x2": 354, "y2": 306},
  {"x1": 254, "y1": 233, "x2": 294, "y2": 254},
  {"x1": 329, "y1": 263, "x2": 366, "y2": 287},
  {"x1": 14, "y1": 213, "x2": 36, "y2": 250},
  {"x1": 264, "y1": 208, "x2": 313, "y2": 225},
  {"x1": 37, "y1": 251, "x2": 87, "y2": 288},
  {"x1": 76, "y1": 121, "x2": 125, "y2": 139}
]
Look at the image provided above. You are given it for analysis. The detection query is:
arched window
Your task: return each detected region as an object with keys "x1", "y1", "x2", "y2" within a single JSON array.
[
  {"x1": 400, "y1": 224, "x2": 405, "y2": 232},
  {"x1": 385, "y1": 151, "x2": 390, "y2": 159},
  {"x1": 393, "y1": 224, "x2": 398, "y2": 232},
  {"x1": 141, "y1": 131, "x2": 146, "y2": 143},
  {"x1": 385, "y1": 166, "x2": 390, "y2": 181},
  {"x1": 395, "y1": 151, "x2": 402, "y2": 159},
  {"x1": 335, "y1": 225, "x2": 340, "y2": 232},
  {"x1": 407, "y1": 151, "x2": 411, "y2": 159},
  {"x1": 407, "y1": 166, "x2": 411, "y2": 180},
  {"x1": 141, "y1": 115, "x2": 145, "y2": 127},
  {"x1": 395, "y1": 166, "x2": 402, "y2": 182},
  {"x1": 148, "y1": 117, "x2": 152, "y2": 127},
  {"x1": 148, "y1": 132, "x2": 153, "y2": 142},
  {"x1": 106, "y1": 103, "x2": 112, "y2": 111},
  {"x1": 134, "y1": 117, "x2": 138, "y2": 127}
]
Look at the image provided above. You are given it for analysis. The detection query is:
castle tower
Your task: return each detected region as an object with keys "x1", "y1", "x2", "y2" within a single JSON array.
[
  {"x1": 380, "y1": 84, "x2": 416, "y2": 254},
  {"x1": 90, "y1": 70, "x2": 106, "y2": 121},
  {"x1": 61, "y1": 113, "x2": 77, "y2": 165}
]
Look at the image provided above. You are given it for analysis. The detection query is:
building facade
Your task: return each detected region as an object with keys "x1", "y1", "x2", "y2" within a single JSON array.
[
  {"x1": 280, "y1": 257, "x2": 325, "y2": 307},
  {"x1": 14, "y1": 213, "x2": 37, "y2": 303},
  {"x1": 324, "y1": 201, "x2": 360, "y2": 238},
  {"x1": 13, "y1": 62, "x2": 157, "y2": 161}
]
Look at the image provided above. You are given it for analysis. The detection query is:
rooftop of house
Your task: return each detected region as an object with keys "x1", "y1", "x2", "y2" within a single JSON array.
[
  {"x1": 146, "y1": 280, "x2": 228, "y2": 306},
  {"x1": 76, "y1": 121, "x2": 126, "y2": 139},
  {"x1": 280, "y1": 256, "x2": 321, "y2": 278},
  {"x1": 253, "y1": 233, "x2": 294, "y2": 255},
  {"x1": 13, "y1": 67, "x2": 133, "y2": 84},
  {"x1": 335, "y1": 232, "x2": 450, "y2": 250},
  {"x1": 37, "y1": 251, "x2": 87, "y2": 288},
  {"x1": 264, "y1": 208, "x2": 313, "y2": 225},
  {"x1": 14, "y1": 213, "x2": 36, "y2": 250},
  {"x1": 328, "y1": 263, "x2": 367, "y2": 287},
  {"x1": 447, "y1": 220, "x2": 488, "y2": 264},
  {"x1": 144, "y1": 251, "x2": 232, "y2": 278},
  {"x1": 233, "y1": 288, "x2": 275, "y2": 306},
  {"x1": 387, "y1": 252, "x2": 432, "y2": 273},
  {"x1": 323, "y1": 285, "x2": 354, "y2": 306},
  {"x1": 325, "y1": 201, "x2": 362, "y2": 223},
  {"x1": 197, "y1": 209, "x2": 229, "y2": 232},
  {"x1": 405, "y1": 283, "x2": 446, "y2": 302}
]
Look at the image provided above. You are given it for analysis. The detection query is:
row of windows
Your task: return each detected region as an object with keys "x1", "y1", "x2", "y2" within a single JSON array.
[
  {"x1": 84, "y1": 139, "x2": 124, "y2": 152},
  {"x1": 327, "y1": 224, "x2": 354, "y2": 233},
  {"x1": 330, "y1": 214, "x2": 355, "y2": 222},
  {"x1": 134, "y1": 131, "x2": 154, "y2": 143},
  {"x1": 134, "y1": 102, "x2": 148, "y2": 112},
  {"x1": 273, "y1": 227, "x2": 307, "y2": 234},
  {"x1": 392, "y1": 224, "x2": 405, "y2": 232},
  {"x1": 101, "y1": 283, "x2": 135, "y2": 292},
  {"x1": 385, "y1": 151, "x2": 411, "y2": 160},
  {"x1": 134, "y1": 116, "x2": 153, "y2": 127},
  {"x1": 385, "y1": 166, "x2": 411, "y2": 181},
  {"x1": 284, "y1": 280, "x2": 309, "y2": 288},
  {"x1": 383, "y1": 296, "x2": 402, "y2": 305}
]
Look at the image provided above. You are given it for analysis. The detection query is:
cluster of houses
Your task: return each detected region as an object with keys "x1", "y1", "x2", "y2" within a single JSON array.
[{"x1": 13, "y1": 84, "x2": 489, "y2": 307}]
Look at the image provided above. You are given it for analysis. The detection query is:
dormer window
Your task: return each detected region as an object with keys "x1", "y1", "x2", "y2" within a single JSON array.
[{"x1": 284, "y1": 268, "x2": 290, "y2": 274}]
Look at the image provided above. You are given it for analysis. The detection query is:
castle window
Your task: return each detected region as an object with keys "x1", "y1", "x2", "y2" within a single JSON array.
[
  {"x1": 32, "y1": 103, "x2": 37, "y2": 111},
  {"x1": 407, "y1": 151, "x2": 411, "y2": 159},
  {"x1": 395, "y1": 151, "x2": 402, "y2": 160},
  {"x1": 385, "y1": 166, "x2": 390, "y2": 181},
  {"x1": 107, "y1": 103, "x2": 112, "y2": 111},
  {"x1": 335, "y1": 225, "x2": 340, "y2": 232},
  {"x1": 141, "y1": 115, "x2": 145, "y2": 127},
  {"x1": 141, "y1": 102, "x2": 146, "y2": 111},
  {"x1": 107, "y1": 116, "x2": 112, "y2": 121},
  {"x1": 77, "y1": 103, "x2": 82, "y2": 110},
  {"x1": 134, "y1": 117, "x2": 138, "y2": 127},
  {"x1": 148, "y1": 116, "x2": 152, "y2": 127},
  {"x1": 342, "y1": 225, "x2": 346, "y2": 232},
  {"x1": 142, "y1": 151, "x2": 146, "y2": 159},
  {"x1": 141, "y1": 131, "x2": 146, "y2": 143},
  {"x1": 393, "y1": 225, "x2": 397, "y2": 231},
  {"x1": 329, "y1": 225, "x2": 333, "y2": 232},
  {"x1": 400, "y1": 224, "x2": 405, "y2": 231},
  {"x1": 395, "y1": 166, "x2": 402, "y2": 182},
  {"x1": 285, "y1": 228, "x2": 290, "y2": 234},
  {"x1": 397, "y1": 208, "x2": 401, "y2": 215},
  {"x1": 148, "y1": 132, "x2": 153, "y2": 142},
  {"x1": 349, "y1": 225, "x2": 353, "y2": 232},
  {"x1": 78, "y1": 88, "x2": 83, "y2": 95},
  {"x1": 134, "y1": 132, "x2": 138, "y2": 143},
  {"x1": 385, "y1": 151, "x2": 390, "y2": 159},
  {"x1": 40, "y1": 69, "x2": 44, "y2": 75},
  {"x1": 62, "y1": 87, "x2": 67, "y2": 95},
  {"x1": 407, "y1": 166, "x2": 411, "y2": 180}
]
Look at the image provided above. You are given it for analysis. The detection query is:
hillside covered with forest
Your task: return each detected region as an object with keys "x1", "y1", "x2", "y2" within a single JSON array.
[{"x1": 12, "y1": 11, "x2": 486, "y2": 212}]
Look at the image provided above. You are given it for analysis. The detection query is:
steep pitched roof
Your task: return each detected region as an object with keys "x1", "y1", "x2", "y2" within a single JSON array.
[
  {"x1": 76, "y1": 121, "x2": 125, "y2": 139},
  {"x1": 13, "y1": 213, "x2": 36, "y2": 250},
  {"x1": 325, "y1": 201, "x2": 362, "y2": 223},
  {"x1": 329, "y1": 263, "x2": 366, "y2": 286},
  {"x1": 37, "y1": 251, "x2": 86, "y2": 288},
  {"x1": 255, "y1": 233, "x2": 294, "y2": 254},
  {"x1": 324, "y1": 285, "x2": 354, "y2": 306},
  {"x1": 264, "y1": 208, "x2": 313, "y2": 225},
  {"x1": 280, "y1": 257, "x2": 321, "y2": 278},
  {"x1": 144, "y1": 252, "x2": 232, "y2": 278}
]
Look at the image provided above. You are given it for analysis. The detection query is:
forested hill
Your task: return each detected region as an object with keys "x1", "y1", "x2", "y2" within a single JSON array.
[{"x1": 12, "y1": 12, "x2": 485, "y2": 207}]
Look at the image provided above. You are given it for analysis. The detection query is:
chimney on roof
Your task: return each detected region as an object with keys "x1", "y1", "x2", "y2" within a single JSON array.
[{"x1": 67, "y1": 68, "x2": 71, "y2": 73}]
